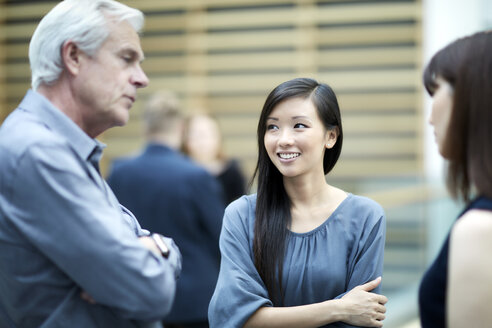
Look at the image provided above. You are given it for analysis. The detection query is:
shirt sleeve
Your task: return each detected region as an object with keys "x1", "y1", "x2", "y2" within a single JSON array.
[
  {"x1": 7, "y1": 143, "x2": 176, "y2": 320},
  {"x1": 208, "y1": 197, "x2": 272, "y2": 328}
]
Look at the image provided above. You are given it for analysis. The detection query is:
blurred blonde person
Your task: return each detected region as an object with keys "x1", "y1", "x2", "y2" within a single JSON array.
[{"x1": 182, "y1": 113, "x2": 246, "y2": 206}]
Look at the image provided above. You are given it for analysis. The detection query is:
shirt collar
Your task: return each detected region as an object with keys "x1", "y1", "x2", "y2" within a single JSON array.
[{"x1": 18, "y1": 89, "x2": 106, "y2": 162}]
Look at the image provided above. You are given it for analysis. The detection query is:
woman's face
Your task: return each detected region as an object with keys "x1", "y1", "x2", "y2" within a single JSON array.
[
  {"x1": 264, "y1": 97, "x2": 336, "y2": 179},
  {"x1": 429, "y1": 76, "x2": 454, "y2": 158}
]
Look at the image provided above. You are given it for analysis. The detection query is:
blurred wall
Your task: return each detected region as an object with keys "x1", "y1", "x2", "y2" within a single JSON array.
[
  {"x1": 0, "y1": 0, "x2": 423, "y2": 185},
  {"x1": 422, "y1": 0, "x2": 489, "y2": 263},
  {"x1": 0, "y1": 0, "x2": 5, "y2": 123},
  {"x1": 422, "y1": 0, "x2": 484, "y2": 184},
  {"x1": 0, "y1": 0, "x2": 424, "y2": 297}
]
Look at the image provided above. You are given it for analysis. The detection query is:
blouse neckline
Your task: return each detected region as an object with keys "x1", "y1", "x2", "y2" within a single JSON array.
[{"x1": 288, "y1": 193, "x2": 352, "y2": 237}]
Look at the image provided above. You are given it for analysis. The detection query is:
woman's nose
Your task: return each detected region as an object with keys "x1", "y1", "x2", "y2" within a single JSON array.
[
  {"x1": 278, "y1": 130, "x2": 294, "y2": 146},
  {"x1": 428, "y1": 107, "x2": 435, "y2": 126}
]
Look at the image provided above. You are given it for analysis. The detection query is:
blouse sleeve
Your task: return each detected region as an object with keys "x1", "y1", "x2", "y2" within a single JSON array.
[
  {"x1": 326, "y1": 200, "x2": 386, "y2": 328},
  {"x1": 345, "y1": 199, "x2": 386, "y2": 294},
  {"x1": 208, "y1": 196, "x2": 272, "y2": 328}
]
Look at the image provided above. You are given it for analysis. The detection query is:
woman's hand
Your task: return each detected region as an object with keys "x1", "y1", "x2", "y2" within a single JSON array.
[{"x1": 339, "y1": 277, "x2": 388, "y2": 327}]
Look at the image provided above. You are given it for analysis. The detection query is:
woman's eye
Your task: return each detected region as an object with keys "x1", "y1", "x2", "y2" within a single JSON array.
[
  {"x1": 266, "y1": 124, "x2": 278, "y2": 130},
  {"x1": 294, "y1": 123, "x2": 307, "y2": 128}
]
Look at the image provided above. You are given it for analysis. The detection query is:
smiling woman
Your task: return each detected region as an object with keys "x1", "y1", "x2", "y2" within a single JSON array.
[
  {"x1": 264, "y1": 97, "x2": 338, "y2": 180},
  {"x1": 208, "y1": 77, "x2": 388, "y2": 328}
]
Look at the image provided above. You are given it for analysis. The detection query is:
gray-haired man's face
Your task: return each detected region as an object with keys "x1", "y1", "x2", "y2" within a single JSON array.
[{"x1": 73, "y1": 19, "x2": 148, "y2": 137}]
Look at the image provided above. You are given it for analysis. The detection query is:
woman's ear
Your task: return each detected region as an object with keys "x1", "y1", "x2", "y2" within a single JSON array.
[{"x1": 325, "y1": 127, "x2": 339, "y2": 149}]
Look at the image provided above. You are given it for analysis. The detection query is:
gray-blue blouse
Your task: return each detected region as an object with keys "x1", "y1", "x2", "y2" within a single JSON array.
[{"x1": 208, "y1": 193, "x2": 386, "y2": 328}]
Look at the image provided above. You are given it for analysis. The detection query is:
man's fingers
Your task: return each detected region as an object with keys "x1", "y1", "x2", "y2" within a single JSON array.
[{"x1": 80, "y1": 291, "x2": 96, "y2": 304}]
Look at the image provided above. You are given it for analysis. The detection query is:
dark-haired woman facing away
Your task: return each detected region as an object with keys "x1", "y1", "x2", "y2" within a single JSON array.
[
  {"x1": 209, "y1": 78, "x2": 387, "y2": 327},
  {"x1": 419, "y1": 30, "x2": 492, "y2": 328}
]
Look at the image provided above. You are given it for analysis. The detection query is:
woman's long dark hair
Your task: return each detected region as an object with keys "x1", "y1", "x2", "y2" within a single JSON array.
[
  {"x1": 250, "y1": 77, "x2": 343, "y2": 304},
  {"x1": 423, "y1": 35, "x2": 473, "y2": 97},
  {"x1": 423, "y1": 30, "x2": 492, "y2": 201},
  {"x1": 446, "y1": 31, "x2": 492, "y2": 201}
]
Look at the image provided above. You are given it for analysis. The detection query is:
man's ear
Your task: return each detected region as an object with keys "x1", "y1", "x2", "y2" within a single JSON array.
[{"x1": 61, "y1": 40, "x2": 82, "y2": 76}]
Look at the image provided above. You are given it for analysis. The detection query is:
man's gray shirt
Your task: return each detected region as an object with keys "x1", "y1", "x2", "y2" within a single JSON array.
[{"x1": 0, "y1": 90, "x2": 176, "y2": 327}]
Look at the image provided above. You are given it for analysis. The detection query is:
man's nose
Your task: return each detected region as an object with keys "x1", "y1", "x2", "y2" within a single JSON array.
[{"x1": 132, "y1": 64, "x2": 149, "y2": 88}]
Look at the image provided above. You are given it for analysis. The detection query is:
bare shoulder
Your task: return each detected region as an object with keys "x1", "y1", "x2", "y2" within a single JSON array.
[
  {"x1": 453, "y1": 209, "x2": 492, "y2": 240},
  {"x1": 450, "y1": 209, "x2": 492, "y2": 265},
  {"x1": 448, "y1": 209, "x2": 492, "y2": 327}
]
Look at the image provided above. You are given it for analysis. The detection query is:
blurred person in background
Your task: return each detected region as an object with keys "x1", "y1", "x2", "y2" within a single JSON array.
[
  {"x1": 0, "y1": 1, "x2": 181, "y2": 327},
  {"x1": 419, "y1": 30, "x2": 492, "y2": 328},
  {"x1": 208, "y1": 77, "x2": 387, "y2": 328},
  {"x1": 182, "y1": 113, "x2": 246, "y2": 206},
  {"x1": 107, "y1": 91, "x2": 225, "y2": 328}
]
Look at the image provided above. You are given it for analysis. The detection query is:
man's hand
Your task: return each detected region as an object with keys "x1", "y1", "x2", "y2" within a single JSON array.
[
  {"x1": 80, "y1": 291, "x2": 96, "y2": 304},
  {"x1": 139, "y1": 235, "x2": 182, "y2": 280},
  {"x1": 139, "y1": 236, "x2": 161, "y2": 256},
  {"x1": 161, "y1": 236, "x2": 182, "y2": 279}
]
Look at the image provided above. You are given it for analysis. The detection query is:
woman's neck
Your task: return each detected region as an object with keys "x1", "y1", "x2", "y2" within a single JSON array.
[
  {"x1": 283, "y1": 171, "x2": 348, "y2": 233},
  {"x1": 283, "y1": 172, "x2": 331, "y2": 208}
]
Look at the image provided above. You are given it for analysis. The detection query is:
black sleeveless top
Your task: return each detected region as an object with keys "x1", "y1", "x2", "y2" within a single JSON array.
[{"x1": 418, "y1": 195, "x2": 492, "y2": 327}]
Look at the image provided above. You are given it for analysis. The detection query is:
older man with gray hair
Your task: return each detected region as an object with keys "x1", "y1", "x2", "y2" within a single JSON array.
[{"x1": 0, "y1": 1, "x2": 181, "y2": 327}]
